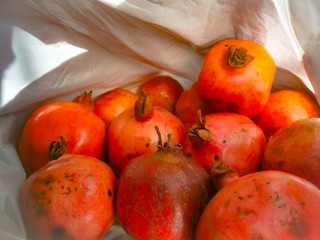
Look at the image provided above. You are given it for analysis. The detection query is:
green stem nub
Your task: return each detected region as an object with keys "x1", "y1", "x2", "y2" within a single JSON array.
[
  {"x1": 226, "y1": 45, "x2": 254, "y2": 68},
  {"x1": 49, "y1": 136, "x2": 69, "y2": 161}
]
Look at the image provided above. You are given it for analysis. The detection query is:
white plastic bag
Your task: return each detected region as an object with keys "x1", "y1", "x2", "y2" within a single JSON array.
[{"x1": 0, "y1": 0, "x2": 319, "y2": 239}]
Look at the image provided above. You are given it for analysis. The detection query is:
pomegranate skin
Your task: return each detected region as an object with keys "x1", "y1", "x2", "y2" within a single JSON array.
[
  {"x1": 183, "y1": 112, "x2": 266, "y2": 176},
  {"x1": 18, "y1": 101, "x2": 107, "y2": 176},
  {"x1": 196, "y1": 170, "x2": 320, "y2": 240},
  {"x1": 137, "y1": 75, "x2": 184, "y2": 114},
  {"x1": 20, "y1": 154, "x2": 117, "y2": 240},
  {"x1": 108, "y1": 105, "x2": 186, "y2": 176},
  {"x1": 94, "y1": 88, "x2": 138, "y2": 128},
  {"x1": 175, "y1": 82, "x2": 215, "y2": 130},
  {"x1": 252, "y1": 89, "x2": 320, "y2": 140},
  {"x1": 262, "y1": 118, "x2": 320, "y2": 188},
  {"x1": 116, "y1": 137, "x2": 214, "y2": 240}
]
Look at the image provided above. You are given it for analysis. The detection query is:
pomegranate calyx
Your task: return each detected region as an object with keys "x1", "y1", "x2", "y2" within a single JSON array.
[
  {"x1": 49, "y1": 136, "x2": 69, "y2": 161},
  {"x1": 73, "y1": 91, "x2": 95, "y2": 112},
  {"x1": 211, "y1": 161, "x2": 236, "y2": 175},
  {"x1": 134, "y1": 91, "x2": 154, "y2": 121},
  {"x1": 226, "y1": 45, "x2": 254, "y2": 68},
  {"x1": 188, "y1": 128, "x2": 211, "y2": 145},
  {"x1": 155, "y1": 126, "x2": 183, "y2": 156},
  {"x1": 210, "y1": 161, "x2": 239, "y2": 190},
  {"x1": 188, "y1": 110, "x2": 211, "y2": 145}
]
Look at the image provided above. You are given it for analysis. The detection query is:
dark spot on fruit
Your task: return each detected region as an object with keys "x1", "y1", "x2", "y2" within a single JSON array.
[
  {"x1": 266, "y1": 182, "x2": 271, "y2": 184},
  {"x1": 41, "y1": 190, "x2": 46, "y2": 196},
  {"x1": 64, "y1": 173, "x2": 75, "y2": 182},
  {"x1": 74, "y1": 187, "x2": 78, "y2": 191},
  {"x1": 64, "y1": 187, "x2": 71, "y2": 195},
  {"x1": 49, "y1": 186, "x2": 54, "y2": 191},
  {"x1": 251, "y1": 232, "x2": 264, "y2": 240},
  {"x1": 236, "y1": 207, "x2": 255, "y2": 216},
  {"x1": 206, "y1": 154, "x2": 210, "y2": 159},
  {"x1": 272, "y1": 191, "x2": 282, "y2": 202},
  {"x1": 226, "y1": 102, "x2": 239, "y2": 113},
  {"x1": 146, "y1": 143, "x2": 149, "y2": 147},
  {"x1": 273, "y1": 146, "x2": 284, "y2": 155},
  {"x1": 238, "y1": 196, "x2": 244, "y2": 200},
  {"x1": 222, "y1": 139, "x2": 226, "y2": 144},
  {"x1": 37, "y1": 174, "x2": 55, "y2": 185},
  {"x1": 48, "y1": 200, "x2": 52, "y2": 204},
  {"x1": 108, "y1": 189, "x2": 112, "y2": 197},
  {"x1": 136, "y1": 152, "x2": 139, "y2": 155},
  {"x1": 128, "y1": 155, "x2": 132, "y2": 159},
  {"x1": 52, "y1": 227, "x2": 65, "y2": 239},
  {"x1": 217, "y1": 99, "x2": 223, "y2": 104},
  {"x1": 61, "y1": 186, "x2": 65, "y2": 189},
  {"x1": 247, "y1": 194, "x2": 252, "y2": 198},
  {"x1": 34, "y1": 203, "x2": 46, "y2": 217},
  {"x1": 300, "y1": 202, "x2": 306, "y2": 206},
  {"x1": 186, "y1": 152, "x2": 192, "y2": 158},
  {"x1": 214, "y1": 154, "x2": 219, "y2": 161},
  {"x1": 277, "y1": 203, "x2": 287, "y2": 208},
  {"x1": 278, "y1": 161, "x2": 286, "y2": 167},
  {"x1": 289, "y1": 217, "x2": 310, "y2": 239},
  {"x1": 241, "y1": 127, "x2": 248, "y2": 133}
]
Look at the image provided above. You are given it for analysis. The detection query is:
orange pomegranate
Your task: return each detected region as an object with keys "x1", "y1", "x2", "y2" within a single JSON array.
[
  {"x1": 252, "y1": 89, "x2": 320, "y2": 139},
  {"x1": 197, "y1": 38, "x2": 276, "y2": 118}
]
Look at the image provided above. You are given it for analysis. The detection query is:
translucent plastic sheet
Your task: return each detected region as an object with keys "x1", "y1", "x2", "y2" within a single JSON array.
[{"x1": 0, "y1": 0, "x2": 319, "y2": 239}]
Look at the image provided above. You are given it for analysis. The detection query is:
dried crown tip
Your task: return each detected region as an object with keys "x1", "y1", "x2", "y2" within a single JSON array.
[
  {"x1": 226, "y1": 45, "x2": 254, "y2": 68},
  {"x1": 73, "y1": 91, "x2": 94, "y2": 111},
  {"x1": 154, "y1": 126, "x2": 182, "y2": 156},
  {"x1": 134, "y1": 91, "x2": 154, "y2": 121},
  {"x1": 49, "y1": 136, "x2": 69, "y2": 161}
]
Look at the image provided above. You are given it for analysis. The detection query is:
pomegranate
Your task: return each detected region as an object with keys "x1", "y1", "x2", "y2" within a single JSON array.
[
  {"x1": 116, "y1": 127, "x2": 213, "y2": 240},
  {"x1": 183, "y1": 112, "x2": 266, "y2": 177},
  {"x1": 252, "y1": 89, "x2": 320, "y2": 140},
  {"x1": 175, "y1": 82, "x2": 214, "y2": 130},
  {"x1": 93, "y1": 88, "x2": 138, "y2": 128},
  {"x1": 18, "y1": 91, "x2": 107, "y2": 176},
  {"x1": 107, "y1": 91, "x2": 185, "y2": 176},
  {"x1": 20, "y1": 137, "x2": 117, "y2": 240},
  {"x1": 262, "y1": 118, "x2": 320, "y2": 188},
  {"x1": 197, "y1": 38, "x2": 275, "y2": 117},
  {"x1": 196, "y1": 170, "x2": 320, "y2": 239},
  {"x1": 137, "y1": 75, "x2": 184, "y2": 114}
]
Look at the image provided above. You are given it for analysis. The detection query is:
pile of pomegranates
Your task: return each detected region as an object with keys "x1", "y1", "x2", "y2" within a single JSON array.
[{"x1": 18, "y1": 38, "x2": 320, "y2": 239}]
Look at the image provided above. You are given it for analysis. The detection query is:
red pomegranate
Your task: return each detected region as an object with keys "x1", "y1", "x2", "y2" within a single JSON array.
[
  {"x1": 196, "y1": 170, "x2": 320, "y2": 239},
  {"x1": 107, "y1": 91, "x2": 186, "y2": 176},
  {"x1": 252, "y1": 89, "x2": 320, "y2": 140},
  {"x1": 116, "y1": 128, "x2": 214, "y2": 240},
  {"x1": 20, "y1": 137, "x2": 117, "y2": 240},
  {"x1": 262, "y1": 118, "x2": 320, "y2": 188},
  {"x1": 137, "y1": 75, "x2": 184, "y2": 114},
  {"x1": 18, "y1": 91, "x2": 107, "y2": 176},
  {"x1": 175, "y1": 82, "x2": 214, "y2": 130},
  {"x1": 183, "y1": 112, "x2": 266, "y2": 177}
]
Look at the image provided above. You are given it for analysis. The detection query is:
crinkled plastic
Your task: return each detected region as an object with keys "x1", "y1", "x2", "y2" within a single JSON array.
[{"x1": 0, "y1": 0, "x2": 319, "y2": 239}]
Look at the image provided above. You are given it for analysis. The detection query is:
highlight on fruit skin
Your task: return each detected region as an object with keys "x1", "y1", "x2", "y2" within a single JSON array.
[{"x1": 197, "y1": 38, "x2": 276, "y2": 118}]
